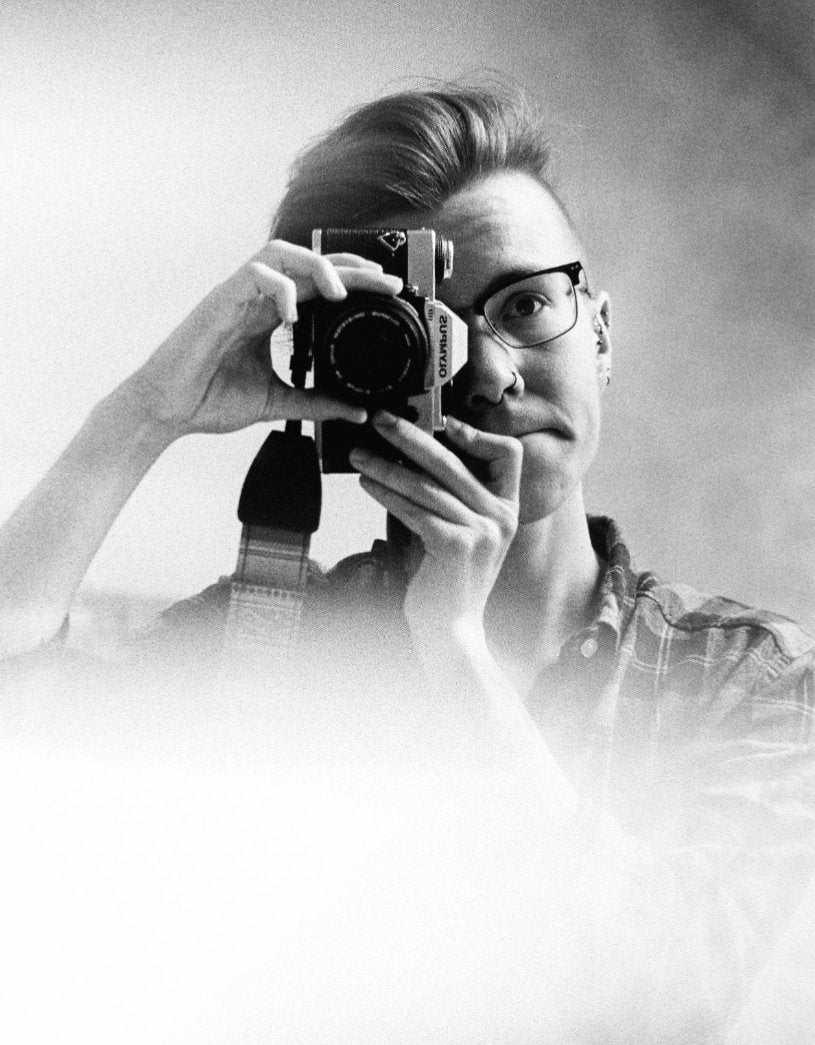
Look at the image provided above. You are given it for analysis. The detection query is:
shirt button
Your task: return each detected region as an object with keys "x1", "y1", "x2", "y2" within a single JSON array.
[{"x1": 580, "y1": 636, "x2": 599, "y2": 659}]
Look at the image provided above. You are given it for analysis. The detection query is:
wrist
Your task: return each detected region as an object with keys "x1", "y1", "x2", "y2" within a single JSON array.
[
  {"x1": 80, "y1": 385, "x2": 179, "y2": 474},
  {"x1": 408, "y1": 611, "x2": 488, "y2": 660},
  {"x1": 96, "y1": 380, "x2": 185, "y2": 454}
]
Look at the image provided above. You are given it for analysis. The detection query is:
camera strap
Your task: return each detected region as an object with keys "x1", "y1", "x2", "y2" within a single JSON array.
[{"x1": 218, "y1": 427, "x2": 321, "y2": 689}]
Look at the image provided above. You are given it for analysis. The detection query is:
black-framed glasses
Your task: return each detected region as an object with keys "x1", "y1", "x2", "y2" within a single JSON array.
[{"x1": 471, "y1": 261, "x2": 585, "y2": 349}]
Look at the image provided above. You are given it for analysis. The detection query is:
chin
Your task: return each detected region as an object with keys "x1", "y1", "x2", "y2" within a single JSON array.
[{"x1": 516, "y1": 452, "x2": 587, "y2": 523}]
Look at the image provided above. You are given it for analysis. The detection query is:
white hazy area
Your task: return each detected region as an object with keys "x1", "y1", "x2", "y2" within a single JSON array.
[{"x1": 2, "y1": 665, "x2": 814, "y2": 1044}]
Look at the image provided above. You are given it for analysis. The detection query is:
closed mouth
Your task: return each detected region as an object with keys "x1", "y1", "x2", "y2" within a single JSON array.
[{"x1": 517, "y1": 425, "x2": 571, "y2": 440}]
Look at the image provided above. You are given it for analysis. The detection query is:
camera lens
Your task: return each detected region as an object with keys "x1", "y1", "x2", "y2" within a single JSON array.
[{"x1": 323, "y1": 295, "x2": 428, "y2": 398}]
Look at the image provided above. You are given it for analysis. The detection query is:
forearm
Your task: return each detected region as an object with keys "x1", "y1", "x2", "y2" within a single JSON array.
[{"x1": 0, "y1": 385, "x2": 175, "y2": 656}]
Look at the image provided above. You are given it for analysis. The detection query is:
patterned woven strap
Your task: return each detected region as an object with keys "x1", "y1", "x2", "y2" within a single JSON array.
[{"x1": 219, "y1": 524, "x2": 311, "y2": 687}]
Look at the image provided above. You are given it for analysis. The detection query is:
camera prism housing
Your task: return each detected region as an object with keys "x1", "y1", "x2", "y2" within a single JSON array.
[{"x1": 291, "y1": 227, "x2": 468, "y2": 472}]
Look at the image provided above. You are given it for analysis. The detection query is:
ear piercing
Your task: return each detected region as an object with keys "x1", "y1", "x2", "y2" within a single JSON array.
[{"x1": 593, "y1": 319, "x2": 610, "y2": 385}]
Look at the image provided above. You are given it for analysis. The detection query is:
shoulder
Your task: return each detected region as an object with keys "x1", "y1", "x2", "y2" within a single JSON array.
[
  {"x1": 590, "y1": 516, "x2": 813, "y2": 729},
  {"x1": 634, "y1": 574, "x2": 815, "y2": 666},
  {"x1": 627, "y1": 573, "x2": 815, "y2": 737},
  {"x1": 591, "y1": 514, "x2": 814, "y2": 678},
  {"x1": 127, "y1": 540, "x2": 406, "y2": 661}
]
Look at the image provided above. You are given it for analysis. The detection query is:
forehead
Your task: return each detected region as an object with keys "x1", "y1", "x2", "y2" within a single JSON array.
[{"x1": 415, "y1": 172, "x2": 582, "y2": 306}]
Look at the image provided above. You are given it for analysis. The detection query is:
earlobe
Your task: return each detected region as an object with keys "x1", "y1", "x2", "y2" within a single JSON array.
[
  {"x1": 594, "y1": 293, "x2": 612, "y2": 346},
  {"x1": 592, "y1": 292, "x2": 613, "y2": 387},
  {"x1": 597, "y1": 292, "x2": 611, "y2": 330}
]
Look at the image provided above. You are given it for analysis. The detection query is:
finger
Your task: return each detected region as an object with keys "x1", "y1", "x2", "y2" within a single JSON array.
[
  {"x1": 443, "y1": 416, "x2": 523, "y2": 501},
  {"x1": 268, "y1": 383, "x2": 368, "y2": 425},
  {"x1": 308, "y1": 253, "x2": 351, "y2": 301},
  {"x1": 323, "y1": 253, "x2": 384, "y2": 271},
  {"x1": 349, "y1": 448, "x2": 471, "y2": 525},
  {"x1": 257, "y1": 240, "x2": 347, "y2": 301},
  {"x1": 248, "y1": 262, "x2": 298, "y2": 324},
  {"x1": 371, "y1": 411, "x2": 511, "y2": 512},
  {"x1": 334, "y1": 268, "x2": 403, "y2": 296},
  {"x1": 358, "y1": 474, "x2": 460, "y2": 554},
  {"x1": 255, "y1": 241, "x2": 402, "y2": 299}
]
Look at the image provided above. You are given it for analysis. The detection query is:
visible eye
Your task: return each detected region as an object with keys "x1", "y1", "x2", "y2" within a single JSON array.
[{"x1": 502, "y1": 292, "x2": 552, "y2": 322}]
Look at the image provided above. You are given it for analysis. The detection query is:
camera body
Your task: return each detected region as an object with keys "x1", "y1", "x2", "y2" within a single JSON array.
[{"x1": 291, "y1": 227, "x2": 468, "y2": 472}]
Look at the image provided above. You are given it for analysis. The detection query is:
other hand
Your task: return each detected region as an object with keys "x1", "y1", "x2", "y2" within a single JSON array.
[
  {"x1": 349, "y1": 411, "x2": 522, "y2": 645},
  {"x1": 121, "y1": 240, "x2": 403, "y2": 438}
]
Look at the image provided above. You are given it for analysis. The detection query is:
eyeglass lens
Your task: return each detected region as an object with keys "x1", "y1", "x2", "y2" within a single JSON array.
[{"x1": 484, "y1": 272, "x2": 578, "y2": 348}]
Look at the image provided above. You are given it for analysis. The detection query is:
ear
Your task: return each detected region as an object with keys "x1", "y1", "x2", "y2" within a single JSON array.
[{"x1": 593, "y1": 291, "x2": 613, "y2": 383}]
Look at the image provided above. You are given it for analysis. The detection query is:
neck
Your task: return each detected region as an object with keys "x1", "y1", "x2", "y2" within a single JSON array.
[{"x1": 485, "y1": 487, "x2": 602, "y2": 679}]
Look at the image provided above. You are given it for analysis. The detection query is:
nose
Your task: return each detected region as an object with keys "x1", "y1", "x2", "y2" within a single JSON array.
[{"x1": 456, "y1": 323, "x2": 523, "y2": 415}]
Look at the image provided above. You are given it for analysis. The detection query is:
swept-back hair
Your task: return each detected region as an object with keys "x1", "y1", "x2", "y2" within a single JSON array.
[{"x1": 270, "y1": 82, "x2": 562, "y2": 245}]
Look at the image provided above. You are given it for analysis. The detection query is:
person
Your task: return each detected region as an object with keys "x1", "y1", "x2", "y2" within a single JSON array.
[{"x1": 1, "y1": 83, "x2": 813, "y2": 1041}]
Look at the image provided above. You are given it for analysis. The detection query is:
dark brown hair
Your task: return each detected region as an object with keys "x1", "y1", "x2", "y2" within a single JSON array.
[{"x1": 271, "y1": 82, "x2": 563, "y2": 246}]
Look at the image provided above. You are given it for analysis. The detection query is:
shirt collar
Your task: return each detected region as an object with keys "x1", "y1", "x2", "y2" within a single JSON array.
[{"x1": 587, "y1": 515, "x2": 639, "y2": 647}]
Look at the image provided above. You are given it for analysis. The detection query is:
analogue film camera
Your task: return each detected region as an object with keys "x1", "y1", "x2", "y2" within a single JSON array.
[{"x1": 291, "y1": 227, "x2": 468, "y2": 472}]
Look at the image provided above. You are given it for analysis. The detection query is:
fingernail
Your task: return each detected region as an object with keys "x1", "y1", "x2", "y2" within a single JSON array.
[
  {"x1": 445, "y1": 415, "x2": 463, "y2": 429},
  {"x1": 348, "y1": 447, "x2": 370, "y2": 467},
  {"x1": 372, "y1": 410, "x2": 397, "y2": 429}
]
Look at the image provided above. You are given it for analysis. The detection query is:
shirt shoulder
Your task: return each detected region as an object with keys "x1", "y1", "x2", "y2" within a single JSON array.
[
  {"x1": 625, "y1": 574, "x2": 815, "y2": 739},
  {"x1": 635, "y1": 575, "x2": 815, "y2": 665}
]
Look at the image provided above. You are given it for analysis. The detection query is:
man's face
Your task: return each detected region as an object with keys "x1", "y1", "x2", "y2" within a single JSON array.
[{"x1": 418, "y1": 171, "x2": 612, "y2": 523}]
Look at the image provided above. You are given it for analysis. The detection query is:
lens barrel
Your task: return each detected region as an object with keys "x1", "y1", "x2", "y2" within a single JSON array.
[
  {"x1": 320, "y1": 293, "x2": 428, "y2": 399},
  {"x1": 435, "y1": 236, "x2": 454, "y2": 283}
]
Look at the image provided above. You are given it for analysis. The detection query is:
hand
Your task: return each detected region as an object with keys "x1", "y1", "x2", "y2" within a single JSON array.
[
  {"x1": 120, "y1": 240, "x2": 403, "y2": 438},
  {"x1": 349, "y1": 411, "x2": 522, "y2": 645}
]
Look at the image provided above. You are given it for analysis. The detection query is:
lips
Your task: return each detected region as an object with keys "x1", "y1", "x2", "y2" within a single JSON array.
[
  {"x1": 458, "y1": 403, "x2": 574, "y2": 441},
  {"x1": 516, "y1": 426, "x2": 572, "y2": 443},
  {"x1": 507, "y1": 412, "x2": 573, "y2": 440}
]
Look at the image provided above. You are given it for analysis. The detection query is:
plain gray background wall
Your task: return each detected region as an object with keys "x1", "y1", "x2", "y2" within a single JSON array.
[{"x1": 2, "y1": 0, "x2": 813, "y2": 629}]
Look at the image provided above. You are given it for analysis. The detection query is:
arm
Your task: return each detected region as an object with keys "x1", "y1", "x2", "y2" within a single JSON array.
[
  {"x1": 0, "y1": 242, "x2": 402, "y2": 658},
  {"x1": 0, "y1": 391, "x2": 174, "y2": 656}
]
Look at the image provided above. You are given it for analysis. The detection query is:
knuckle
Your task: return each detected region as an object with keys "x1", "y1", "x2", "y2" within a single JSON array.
[
  {"x1": 506, "y1": 435, "x2": 523, "y2": 460},
  {"x1": 448, "y1": 529, "x2": 474, "y2": 556},
  {"x1": 314, "y1": 254, "x2": 334, "y2": 278},
  {"x1": 479, "y1": 517, "x2": 503, "y2": 546}
]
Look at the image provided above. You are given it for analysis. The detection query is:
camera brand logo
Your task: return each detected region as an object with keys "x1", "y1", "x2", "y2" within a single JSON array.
[
  {"x1": 438, "y1": 311, "x2": 448, "y2": 377},
  {"x1": 377, "y1": 230, "x2": 407, "y2": 254}
]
